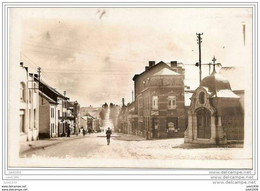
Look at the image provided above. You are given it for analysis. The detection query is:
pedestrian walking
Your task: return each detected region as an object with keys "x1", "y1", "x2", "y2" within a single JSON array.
[{"x1": 106, "y1": 127, "x2": 112, "y2": 145}]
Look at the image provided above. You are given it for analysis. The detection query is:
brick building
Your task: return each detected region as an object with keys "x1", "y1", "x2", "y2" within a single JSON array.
[{"x1": 131, "y1": 61, "x2": 185, "y2": 139}]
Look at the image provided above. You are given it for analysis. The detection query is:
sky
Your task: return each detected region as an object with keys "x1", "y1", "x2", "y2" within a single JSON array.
[{"x1": 14, "y1": 7, "x2": 252, "y2": 107}]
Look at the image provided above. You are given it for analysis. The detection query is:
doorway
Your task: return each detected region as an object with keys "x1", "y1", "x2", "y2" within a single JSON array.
[{"x1": 196, "y1": 108, "x2": 211, "y2": 139}]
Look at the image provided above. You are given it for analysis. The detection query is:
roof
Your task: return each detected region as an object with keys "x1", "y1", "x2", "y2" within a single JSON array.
[
  {"x1": 39, "y1": 91, "x2": 57, "y2": 104},
  {"x1": 34, "y1": 77, "x2": 68, "y2": 100},
  {"x1": 201, "y1": 70, "x2": 232, "y2": 93},
  {"x1": 84, "y1": 113, "x2": 95, "y2": 119},
  {"x1": 213, "y1": 89, "x2": 240, "y2": 98},
  {"x1": 132, "y1": 61, "x2": 176, "y2": 81},
  {"x1": 200, "y1": 69, "x2": 240, "y2": 99},
  {"x1": 153, "y1": 68, "x2": 180, "y2": 76},
  {"x1": 80, "y1": 116, "x2": 87, "y2": 121}
]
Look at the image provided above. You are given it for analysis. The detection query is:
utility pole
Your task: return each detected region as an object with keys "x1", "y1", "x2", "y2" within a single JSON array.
[
  {"x1": 243, "y1": 23, "x2": 246, "y2": 46},
  {"x1": 196, "y1": 33, "x2": 203, "y2": 83},
  {"x1": 37, "y1": 67, "x2": 41, "y2": 90}
]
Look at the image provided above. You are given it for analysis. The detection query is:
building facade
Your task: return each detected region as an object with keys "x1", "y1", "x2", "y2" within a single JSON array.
[
  {"x1": 19, "y1": 62, "x2": 39, "y2": 142},
  {"x1": 67, "y1": 101, "x2": 81, "y2": 135},
  {"x1": 119, "y1": 61, "x2": 186, "y2": 139},
  {"x1": 38, "y1": 80, "x2": 71, "y2": 138},
  {"x1": 184, "y1": 67, "x2": 244, "y2": 144}
]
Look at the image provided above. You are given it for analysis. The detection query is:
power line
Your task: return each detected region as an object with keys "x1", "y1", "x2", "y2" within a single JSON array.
[{"x1": 24, "y1": 40, "x2": 149, "y2": 64}]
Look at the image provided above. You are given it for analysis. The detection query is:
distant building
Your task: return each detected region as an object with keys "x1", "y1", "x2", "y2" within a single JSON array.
[
  {"x1": 184, "y1": 66, "x2": 244, "y2": 144},
  {"x1": 67, "y1": 101, "x2": 81, "y2": 135},
  {"x1": 80, "y1": 116, "x2": 87, "y2": 132},
  {"x1": 118, "y1": 101, "x2": 137, "y2": 135}
]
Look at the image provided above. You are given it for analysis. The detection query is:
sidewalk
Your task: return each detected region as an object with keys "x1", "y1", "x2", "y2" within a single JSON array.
[
  {"x1": 19, "y1": 134, "x2": 88, "y2": 156},
  {"x1": 112, "y1": 133, "x2": 146, "y2": 141}
]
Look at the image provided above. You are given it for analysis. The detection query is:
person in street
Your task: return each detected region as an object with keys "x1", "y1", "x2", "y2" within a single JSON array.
[{"x1": 106, "y1": 127, "x2": 112, "y2": 145}]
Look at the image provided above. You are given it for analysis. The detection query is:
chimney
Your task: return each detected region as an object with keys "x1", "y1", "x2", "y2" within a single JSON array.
[
  {"x1": 145, "y1": 66, "x2": 149, "y2": 71},
  {"x1": 122, "y1": 98, "x2": 125, "y2": 106},
  {"x1": 170, "y1": 61, "x2": 177, "y2": 68},
  {"x1": 20, "y1": 62, "x2": 24, "y2": 67},
  {"x1": 149, "y1": 61, "x2": 156, "y2": 67}
]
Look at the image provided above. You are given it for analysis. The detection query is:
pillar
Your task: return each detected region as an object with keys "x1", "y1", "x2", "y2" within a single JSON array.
[
  {"x1": 184, "y1": 110, "x2": 193, "y2": 143},
  {"x1": 210, "y1": 115, "x2": 216, "y2": 144},
  {"x1": 193, "y1": 113, "x2": 197, "y2": 141},
  {"x1": 217, "y1": 116, "x2": 227, "y2": 144}
]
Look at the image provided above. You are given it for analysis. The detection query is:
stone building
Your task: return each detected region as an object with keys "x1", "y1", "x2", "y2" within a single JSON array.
[
  {"x1": 19, "y1": 62, "x2": 39, "y2": 142},
  {"x1": 132, "y1": 61, "x2": 185, "y2": 139},
  {"x1": 184, "y1": 66, "x2": 244, "y2": 144}
]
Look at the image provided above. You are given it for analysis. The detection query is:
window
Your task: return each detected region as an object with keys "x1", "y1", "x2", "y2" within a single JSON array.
[
  {"x1": 152, "y1": 96, "x2": 158, "y2": 110},
  {"x1": 20, "y1": 110, "x2": 25, "y2": 133},
  {"x1": 168, "y1": 96, "x2": 176, "y2": 109},
  {"x1": 29, "y1": 90, "x2": 32, "y2": 103},
  {"x1": 58, "y1": 110, "x2": 60, "y2": 118},
  {"x1": 29, "y1": 109, "x2": 31, "y2": 129},
  {"x1": 138, "y1": 97, "x2": 143, "y2": 108},
  {"x1": 33, "y1": 82, "x2": 37, "y2": 93},
  {"x1": 51, "y1": 108, "x2": 54, "y2": 118},
  {"x1": 199, "y1": 92, "x2": 205, "y2": 104},
  {"x1": 51, "y1": 124, "x2": 53, "y2": 133},
  {"x1": 20, "y1": 82, "x2": 26, "y2": 102},
  {"x1": 34, "y1": 109, "x2": 36, "y2": 129}
]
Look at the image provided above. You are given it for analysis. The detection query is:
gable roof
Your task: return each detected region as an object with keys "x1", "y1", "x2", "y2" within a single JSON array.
[
  {"x1": 132, "y1": 61, "x2": 174, "y2": 81},
  {"x1": 39, "y1": 91, "x2": 58, "y2": 104},
  {"x1": 153, "y1": 68, "x2": 180, "y2": 76},
  {"x1": 34, "y1": 77, "x2": 68, "y2": 101}
]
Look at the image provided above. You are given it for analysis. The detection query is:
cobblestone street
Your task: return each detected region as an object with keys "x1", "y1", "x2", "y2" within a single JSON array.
[{"x1": 19, "y1": 132, "x2": 251, "y2": 169}]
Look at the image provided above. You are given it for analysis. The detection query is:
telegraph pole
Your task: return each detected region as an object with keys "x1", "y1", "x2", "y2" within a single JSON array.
[
  {"x1": 196, "y1": 33, "x2": 203, "y2": 83},
  {"x1": 37, "y1": 67, "x2": 41, "y2": 90}
]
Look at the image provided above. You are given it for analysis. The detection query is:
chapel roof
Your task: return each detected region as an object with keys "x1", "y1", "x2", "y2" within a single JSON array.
[
  {"x1": 201, "y1": 70, "x2": 231, "y2": 92},
  {"x1": 200, "y1": 70, "x2": 239, "y2": 98}
]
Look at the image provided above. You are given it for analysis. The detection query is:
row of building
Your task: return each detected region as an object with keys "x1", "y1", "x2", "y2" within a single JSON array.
[
  {"x1": 19, "y1": 62, "x2": 81, "y2": 142},
  {"x1": 117, "y1": 60, "x2": 244, "y2": 144},
  {"x1": 80, "y1": 106, "x2": 102, "y2": 133}
]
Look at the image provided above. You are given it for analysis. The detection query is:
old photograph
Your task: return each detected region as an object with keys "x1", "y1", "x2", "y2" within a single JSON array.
[{"x1": 7, "y1": 6, "x2": 253, "y2": 169}]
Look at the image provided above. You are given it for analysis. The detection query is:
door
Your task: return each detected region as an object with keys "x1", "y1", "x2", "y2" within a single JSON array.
[
  {"x1": 152, "y1": 118, "x2": 159, "y2": 138},
  {"x1": 197, "y1": 108, "x2": 211, "y2": 139}
]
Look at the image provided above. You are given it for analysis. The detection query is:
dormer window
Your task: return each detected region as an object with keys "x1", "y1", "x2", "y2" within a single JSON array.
[{"x1": 199, "y1": 92, "x2": 205, "y2": 104}]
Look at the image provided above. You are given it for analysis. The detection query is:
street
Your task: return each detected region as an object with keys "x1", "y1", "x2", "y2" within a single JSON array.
[{"x1": 20, "y1": 132, "x2": 249, "y2": 161}]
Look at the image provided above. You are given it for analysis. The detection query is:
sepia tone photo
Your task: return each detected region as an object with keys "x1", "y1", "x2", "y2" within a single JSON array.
[{"x1": 8, "y1": 6, "x2": 253, "y2": 168}]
